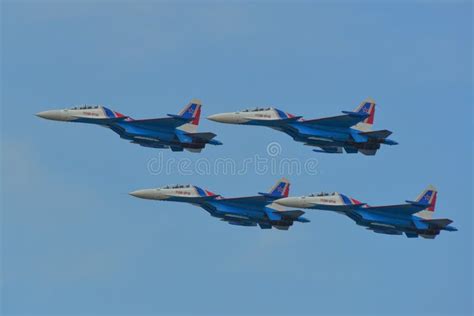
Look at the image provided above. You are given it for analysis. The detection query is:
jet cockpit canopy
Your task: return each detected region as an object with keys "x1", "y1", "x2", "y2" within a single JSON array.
[
  {"x1": 241, "y1": 107, "x2": 273, "y2": 112},
  {"x1": 70, "y1": 105, "x2": 102, "y2": 110},
  {"x1": 162, "y1": 184, "x2": 191, "y2": 189},
  {"x1": 308, "y1": 192, "x2": 336, "y2": 197}
]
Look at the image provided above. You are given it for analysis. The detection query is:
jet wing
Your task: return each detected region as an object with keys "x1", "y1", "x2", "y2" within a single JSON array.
[
  {"x1": 74, "y1": 116, "x2": 129, "y2": 124},
  {"x1": 126, "y1": 117, "x2": 192, "y2": 131},
  {"x1": 219, "y1": 195, "x2": 275, "y2": 207},
  {"x1": 300, "y1": 112, "x2": 368, "y2": 128},
  {"x1": 365, "y1": 203, "x2": 425, "y2": 216},
  {"x1": 257, "y1": 116, "x2": 303, "y2": 126}
]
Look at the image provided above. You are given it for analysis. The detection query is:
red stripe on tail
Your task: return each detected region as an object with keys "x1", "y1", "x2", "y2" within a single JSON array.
[
  {"x1": 192, "y1": 106, "x2": 201, "y2": 125},
  {"x1": 364, "y1": 104, "x2": 375, "y2": 124}
]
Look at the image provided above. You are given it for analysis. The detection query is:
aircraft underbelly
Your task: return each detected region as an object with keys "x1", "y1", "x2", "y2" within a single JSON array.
[
  {"x1": 122, "y1": 124, "x2": 175, "y2": 141},
  {"x1": 208, "y1": 202, "x2": 266, "y2": 221},
  {"x1": 293, "y1": 125, "x2": 350, "y2": 142},
  {"x1": 356, "y1": 210, "x2": 413, "y2": 230}
]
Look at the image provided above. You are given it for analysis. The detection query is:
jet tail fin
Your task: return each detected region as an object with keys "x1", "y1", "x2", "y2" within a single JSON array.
[
  {"x1": 353, "y1": 98, "x2": 376, "y2": 132},
  {"x1": 258, "y1": 178, "x2": 290, "y2": 198},
  {"x1": 175, "y1": 99, "x2": 202, "y2": 132},
  {"x1": 412, "y1": 185, "x2": 438, "y2": 219}
]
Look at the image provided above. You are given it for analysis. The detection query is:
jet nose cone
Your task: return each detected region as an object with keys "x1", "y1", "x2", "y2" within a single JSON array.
[
  {"x1": 36, "y1": 111, "x2": 52, "y2": 119},
  {"x1": 207, "y1": 113, "x2": 241, "y2": 124},
  {"x1": 36, "y1": 110, "x2": 69, "y2": 121},
  {"x1": 207, "y1": 113, "x2": 225, "y2": 122},
  {"x1": 129, "y1": 189, "x2": 161, "y2": 200},
  {"x1": 275, "y1": 197, "x2": 302, "y2": 207}
]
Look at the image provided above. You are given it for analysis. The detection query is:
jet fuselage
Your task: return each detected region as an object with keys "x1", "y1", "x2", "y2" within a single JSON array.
[
  {"x1": 130, "y1": 180, "x2": 309, "y2": 230},
  {"x1": 276, "y1": 189, "x2": 456, "y2": 238}
]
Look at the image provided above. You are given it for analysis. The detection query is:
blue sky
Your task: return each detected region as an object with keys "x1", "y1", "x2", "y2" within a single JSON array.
[{"x1": 1, "y1": 1, "x2": 472, "y2": 315}]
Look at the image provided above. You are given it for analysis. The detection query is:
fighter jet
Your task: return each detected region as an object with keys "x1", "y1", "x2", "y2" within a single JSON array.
[
  {"x1": 130, "y1": 178, "x2": 310, "y2": 230},
  {"x1": 36, "y1": 99, "x2": 222, "y2": 152},
  {"x1": 207, "y1": 98, "x2": 397, "y2": 155},
  {"x1": 275, "y1": 186, "x2": 457, "y2": 238}
]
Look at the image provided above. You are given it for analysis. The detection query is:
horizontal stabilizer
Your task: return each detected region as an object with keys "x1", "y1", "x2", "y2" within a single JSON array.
[
  {"x1": 185, "y1": 132, "x2": 217, "y2": 142},
  {"x1": 360, "y1": 129, "x2": 392, "y2": 139},
  {"x1": 422, "y1": 218, "x2": 453, "y2": 228}
]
